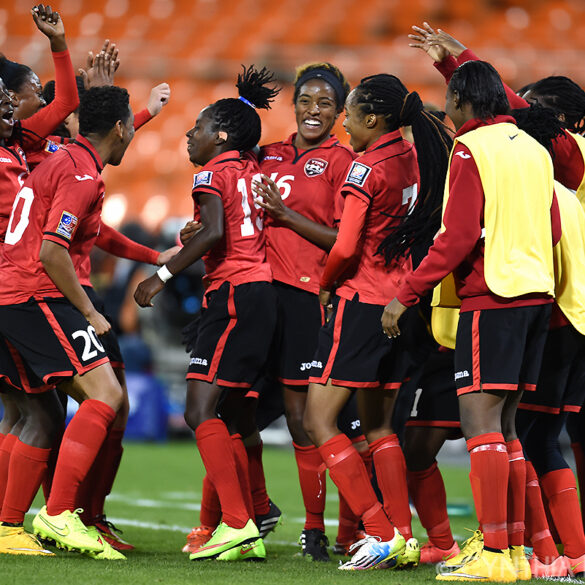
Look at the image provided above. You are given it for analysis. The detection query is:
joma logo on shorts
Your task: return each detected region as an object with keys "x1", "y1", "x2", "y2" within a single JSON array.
[
  {"x1": 190, "y1": 357, "x2": 208, "y2": 366},
  {"x1": 454, "y1": 370, "x2": 470, "y2": 381},
  {"x1": 300, "y1": 361, "x2": 323, "y2": 371}
]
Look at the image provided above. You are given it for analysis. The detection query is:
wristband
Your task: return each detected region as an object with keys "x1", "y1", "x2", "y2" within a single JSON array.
[{"x1": 157, "y1": 265, "x2": 173, "y2": 283}]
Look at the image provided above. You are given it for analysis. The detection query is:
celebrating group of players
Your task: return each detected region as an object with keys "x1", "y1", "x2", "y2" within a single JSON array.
[{"x1": 1, "y1": 4, "x2": 585, "y2": 582}]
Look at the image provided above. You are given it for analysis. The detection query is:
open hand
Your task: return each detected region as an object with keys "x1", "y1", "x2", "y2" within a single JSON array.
[
  {"x1": 252, "y1": 174, "x2": 289, "y2": 222},
  {"x1": 408, "y1": 22, "x2": 449, "y2": 62}
]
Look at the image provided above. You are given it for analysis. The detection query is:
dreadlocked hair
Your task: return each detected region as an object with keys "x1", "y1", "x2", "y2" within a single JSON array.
[
  {"x1": 448, "y1": 61, "x2": 509, "y2": 121},
  {"x1": 512, "y1": 102, "x2": 564, "y2": 157},
  {"x1": 352, "y1": 74, "x2": 453, "y2": 265},
  {"x1": 0, "y1": 54, "x2": 33, "y2": 93},
  {"x1": 207, "y1": 65, "x2": 280, "y2": 153},
  {"x1": 293, "y1": 62, "x2": 350, "y2": 113},
  {"x1": 528, "y1": 76, "x2": 585, "y2": 134}
]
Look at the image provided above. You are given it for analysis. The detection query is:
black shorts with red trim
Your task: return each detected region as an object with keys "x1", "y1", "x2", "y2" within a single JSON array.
[
  {"x1": 406, "y1": 348, "x2": 461, "y2": 431},
  {"x1": 309, "y1": 293, "x2": 412, "y2": 389},
  {"x1": 274, "y1": 281, "x2": 324, "y2": 386},
  {"x1": 454, "y1": 304, "x2": 551, "y2": 396},
  {"x1": 83, "y1": 286, "x2": 124, "y2": 369},
  {"x1": 0, "y1": 335, "x2": 50, "y2": 393},
  {"x1": 337, "y1": 391, "x2": 364, "y2": 440},
  {"x1": 186, "y1": 281, "x2": 277, "y2": 388},
  {"x1": 0, "y1": 297, "x2": 110, "y2": 385},
  {"x1": 519, "y1": 324, "x2": 585, "y2": 415}
]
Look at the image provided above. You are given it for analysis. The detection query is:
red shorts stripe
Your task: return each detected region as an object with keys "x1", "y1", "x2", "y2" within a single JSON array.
[
  {"x1": 471, "y1": 311, "x2": 481, "y2": 392},
  {"x1": 279, "y1": 378, "x2": 308, "y2": 387},
  {"x1": 319, "y1": 298, "x2": 346, "y2": 384},
  {"x1": 518, "y1": 402, "x2": 561, "y2": 415}
]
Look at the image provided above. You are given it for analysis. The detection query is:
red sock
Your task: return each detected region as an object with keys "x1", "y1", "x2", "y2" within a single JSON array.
[
  {"x1": 506, "y1": 439, "x2": 526, "y2": 546},
  {"x1": 319, "y1": 434, "x2": 394, "y2": 540},
  {"x1": 540, "y1": 468, "x2": 585, "y2": 558},
  {"x1": 195, "y1": 419, "x2": 249, "y2": 529},
  {"x1": 1, "y1": 439, "x2": 50, "y2": 523},
  {"x1": 571, "y1": 442, "x2": 585, "y2": 528},
  {"x1": 525, "y1": 462, "x2": 559, "y2": 563},
  {"x1": 467, "y1": 433, "x2": 509, "y2": 550},
  {"x1": 42, "y1": 423, "x2": 64, "y2": 503},
  {"x1": 0, "y1": 434, "x2": 19, "y2": 507},
  {"x1": 408, "y1": 462, "x2": 454, "y2": 549},
  {"x1": 231, "y1": 434, "x2": 254, "y2": 519},
  {"x1": 47, "y1": 400, "x2": 116, "y2": 516},
  {"x1": 200, "y1": 474, "x2": 221, "y2": 528},
  {"x1": 293, "y1": 442, "x2": 326, "y2": 531},
  {"x1": 370, "y1": 434, "x2": 412, "y2": 540},
  {"x1": 246, "y1": 442, "x2": 270, "y2": 516}
]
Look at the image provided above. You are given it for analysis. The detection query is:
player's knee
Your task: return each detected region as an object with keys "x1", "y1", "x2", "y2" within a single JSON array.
[
  {"x1": 286, "y1": 410, "x2": 307, "y2": 443},
  {"x1": 184, "y1": 405, "x2": 213, "y2": 431}
]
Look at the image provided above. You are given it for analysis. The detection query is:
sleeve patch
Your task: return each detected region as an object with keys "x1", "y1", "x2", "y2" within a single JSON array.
[
  {"x1": 193, "y1": 171, "x2": 214, "y2": 189},
  {"x1": 55, "y1": 211, "x2": 78, "y2": 240},
  {"x1": 346, "y1": 162, "x2": 372, "y2": 187}
]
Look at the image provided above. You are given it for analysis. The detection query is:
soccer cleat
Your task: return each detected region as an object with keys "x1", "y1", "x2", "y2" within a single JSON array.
[
  {"x1": 509, "y1": 545, "x2": 531, "y2": 580},
  {"x1": 529, "y1": 554, "x2": 570, "y2": 578},
  {"x1": 394, "y1": 537, "x2": 421, "y2": 569},
  {"x1": 216, "y1": 538, "x2": 266, "y2": 561},
  {"x1": 567, "y1": 553, "x2": 585, "y2": 578},
  {"x1": 93, "y1": 515, "x2": 134, "y2": 551},
  {"x1": 436, "y1": 549, "x2": 517, "y2": 582},
  {"x1": 33, "y1": 506, "x2": 104, "y2": 553},
  {"x1": 0, "y1": 525, "x2": 55, "y2": 556},
  {"x1": 189, "y1": 519, "x2": 259, "y2": 561},
  {"x1": 299, "y1": 528, "x2": 330, "y2": 562},
  {"x1": 339, "y1": 529, "x2": 406, "y2": 571},
  {"x1": 255, "y1": 500, "x2": 282, "y2": 539},
  {"x1": 441, "y1": 529, "x2": 483, "y2": 570},
  {"x1": 420, "y1": 540, "x2": 461, "y2": 564},
  {"x1": 182, "y1": 525, "x2": 215, "y2": 554}
]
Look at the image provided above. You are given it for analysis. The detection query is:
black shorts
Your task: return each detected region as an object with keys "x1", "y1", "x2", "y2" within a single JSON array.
[
  {"x1": 454, "y1": 304, "x2": 551, "y2": 396},
  {"x1": 274, "y1": 282, "x2": 324, "y2": 386},
  {"x1": 406, "y1": 348, "x2": 461, "y2": 430},
  {"x1": 186, "y1": 281, "x2": 277, "y2": 388},
  {"x1": 0, "y1": 297, "x2": 110, "y2": 385},
  {"x1": 519, "y1": 325, "x2": 585, "y2": 414},
  {"x1": 337, "y1": 392, "x2": 364, "y2": 439},
  {"x1": 0, "y1": 336, "x2": 50, "y2": 394},
  {"x1": 84, "y1": 286, "x2": 124, "y2": 369},
  {"x1": 309, "y1": 293, "x2": 412, "y2": 389}
]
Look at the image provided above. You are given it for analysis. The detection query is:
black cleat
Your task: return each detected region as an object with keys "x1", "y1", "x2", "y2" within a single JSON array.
[
  {"x1": 255, "y1": 500, "x2": 282, "y2": 539},
  {"x1": 299, "y1": 529, "x2": 330, "y2": 562}
]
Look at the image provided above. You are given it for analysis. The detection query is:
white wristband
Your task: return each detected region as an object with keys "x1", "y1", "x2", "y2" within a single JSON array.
[{"x1": 157, "y1": 265, "x2": 173, "y2": 283}]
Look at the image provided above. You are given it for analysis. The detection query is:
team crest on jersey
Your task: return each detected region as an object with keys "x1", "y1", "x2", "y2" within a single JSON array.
[
  {"x1": 346, "y1": 162, "x2": 371, "y2": 187},
  {"x1": 304, "y1": 158, "x2": 328, "y2": 177},
  {"x1": 45, "y1": 140, "x2": 61, "y2": 153},
  {"x1": 193, "y1": 171, "x2": 213, "y2": 188},
  {"x1": 56, "y1": 211, "x2": 78, "y2": 240}
]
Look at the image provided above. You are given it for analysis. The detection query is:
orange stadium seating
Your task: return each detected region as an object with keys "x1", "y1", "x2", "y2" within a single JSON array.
[{"x1": 2, "y1": 0, "x2": 585, "y2": 226}]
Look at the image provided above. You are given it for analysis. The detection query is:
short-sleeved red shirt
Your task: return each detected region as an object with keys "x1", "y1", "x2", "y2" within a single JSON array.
[
  {"x1": 335, "y1": 131, "x2": 419, "y2": 305},
  {"x1": 259, "y1": 134, "x2": 355, "y2": 294},
  {"x1": 192, "y1": 150, "x2": 271, "y2": 292},
  {"x1": 0, "y1": 136, "x2": 105, "y2": 304},
  {"x1": 0, "y1": 145, "x2": 29, "y2": 243}
]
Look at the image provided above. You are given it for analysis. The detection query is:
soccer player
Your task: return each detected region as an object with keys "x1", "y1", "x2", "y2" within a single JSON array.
[
  {"x1": 302, "y1": 73, "x2": 451, "y2": 570},
  {"x1": 134, "y1": 66, "x2": 280, "y2": 561},
  {"x1": 0, "y1": 85, "x2": 135, "y2": 560},
  {"x1": 383, "y1": 60, "x2": 559, "y2": 582}
]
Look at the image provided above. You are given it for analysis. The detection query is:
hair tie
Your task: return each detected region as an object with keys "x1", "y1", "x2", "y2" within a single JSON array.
[{"x1": 239, "y1": 96, "x2": 256, "y2": 109}]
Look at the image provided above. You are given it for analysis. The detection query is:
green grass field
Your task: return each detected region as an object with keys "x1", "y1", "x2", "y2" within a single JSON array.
[{"x1": 4, "y1": 442, "x2": 536, "y2": 584}]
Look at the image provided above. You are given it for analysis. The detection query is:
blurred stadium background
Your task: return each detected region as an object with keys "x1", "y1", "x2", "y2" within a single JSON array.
[{"x1": 2, "y1": 0, "x2": 584, "y2": 442}]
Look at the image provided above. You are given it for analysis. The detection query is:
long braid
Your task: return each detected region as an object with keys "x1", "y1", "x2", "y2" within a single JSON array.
[
  {"x1": 512, "y1": 102, "x2": 564, "y2": 157},
  {"x1": 352, "y1": 75, "x2": 453, "y2": 265}
]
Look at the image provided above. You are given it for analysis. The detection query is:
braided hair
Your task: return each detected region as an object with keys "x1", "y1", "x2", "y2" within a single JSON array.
[
  {"x1": 527, "y1": 76, "x2": 585, "y2": 134},
  {"x1": 512, "y1": 102, "x2": 564, "y2": 157},
  {"x1": 206, "y1": 65, "x2": 280, "y2": 153},
  {"x1": 352, "y1": 74, "x2": 452, "y2": 265},
  {"x1": 293, "y1": 62, "x2": 350, "y2": 113}
]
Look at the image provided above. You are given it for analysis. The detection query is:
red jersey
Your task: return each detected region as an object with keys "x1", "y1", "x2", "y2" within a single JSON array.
[
  {"x1": 0, "y1": 145, "x2": 29, "y2": 242},
  {"x1": 0, "y1": 136, "x2": 105, "y2": 305},
  {"x1": 322, "y1": 131, "x2": 419, "y2": 305},
  {"x1": 259, "y1": 134, "x2": 355, "y2": 294},
  {"x1": 192, "y1": 150, "x2": 271, "y2": 292}
]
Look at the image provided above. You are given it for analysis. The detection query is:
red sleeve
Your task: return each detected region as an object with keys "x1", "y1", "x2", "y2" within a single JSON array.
[
  {"x1": 433, "y1": 55, "x2": 459, "y2": 83},
  {"x1": 96, "y1": 222, "x2": 159, "y2": 264},
  {"x1": 133, "y1": 108, "x2": 153, "y2": 131},
  {"x1": 20, "y1": 50, "x2": 79, "y2": 146},
  {"x1": 397, "y1": 144, "x2": 484, "y2": 306},
  {"x1": 551, "y1": 189, "x2": 561, "y2": 246},
  {"x1": 552, "y1": 131, "x2": 584, "y2": 191},
  {"x1": 320, "y1": 194, "x2": 369, "y2": 289}
]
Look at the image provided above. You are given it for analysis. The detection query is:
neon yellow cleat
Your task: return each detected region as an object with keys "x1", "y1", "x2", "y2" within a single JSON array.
[
  {"x1": 442, "y1": 529, "x2": 483, "y2": 570},
  {"x1": 395, "y1": 537, "x2": 421, "y2": 569},
  {"x1": 436, "y1": 549, "x2": 517, "y2": 582},
  {"x1": 189, "y1": 519, "x2": 260, "y2": 561},
  {"x1": 0, "y1": 524, "x2": 54, "y2": 556},
  {"x1": 84, "y1": 526, "x2": 126, "y2": 560},
  {"x1": 509, "y1": 545, "x2": 531, "y2": 580},
  {"x1": 33, "y1": 506, "x2": 103, "y2": 553},
  {"x1": 216, "y1": 538, "x2": 266, "y2": 561}
]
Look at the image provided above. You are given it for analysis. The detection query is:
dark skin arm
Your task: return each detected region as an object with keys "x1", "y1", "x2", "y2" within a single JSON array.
[
  {"x1": 134, "y1": 193, "x2": 224, "y2": 307},
  {"x1": 40, "y1": 240, "x2": 110, "y2": 335},
  {"x1": 31, "y1": 4, "x2": 67, "y2": 53},
  {"x1": 253, "y1": 174, "x2": 337, "y2": 251}
]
